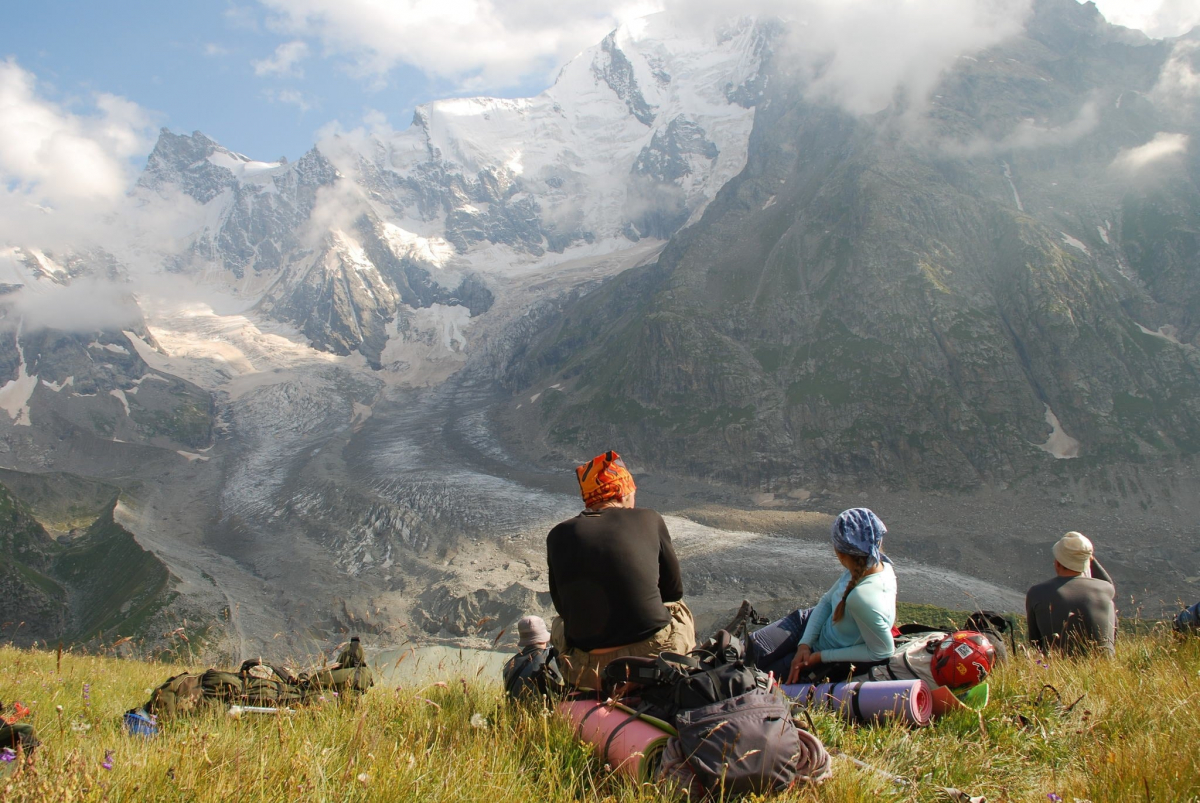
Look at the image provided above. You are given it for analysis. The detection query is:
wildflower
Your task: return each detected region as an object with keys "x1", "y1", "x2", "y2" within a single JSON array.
[
  {"x1": 0, "y1": 748, "x2": 16, "y2": 763},
  {"x1": 470, "y1": 713, "x2": 489, "y2": 730},
  {"x1": 331, "y1": 691, "x2": 339, "y2": 698},
  {"x1": 356, "y1": 772, "x2": 369, "y2": 785},
  {"x1": 83, "y1": 684, "x2": 91, "y2": 706},
  {"x1": 102, "y1": 750, "x2": 114, "y2": 771},
  {"x1": 1048, "y1": 794, "x2": 1063, "y2": 802},
  {"x1": 71, "y1": 720, "x2": 92, "y2": 732}
]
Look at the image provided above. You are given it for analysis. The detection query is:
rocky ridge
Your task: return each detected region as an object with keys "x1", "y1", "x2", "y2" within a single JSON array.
[{"x1": 505, "y1": 0, "x2": 1200, "y2": 493}]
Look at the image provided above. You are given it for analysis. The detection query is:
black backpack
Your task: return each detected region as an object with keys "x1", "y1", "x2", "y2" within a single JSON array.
[
  {"x1": 603, "y1": 630, "x2": 767, "y2": 723},
  {"x1": 962, "y1": 610, "x2": 1014, "y2": 663},
  {"x1": 503, "y1": 646, "x2": 565, "y2": 701}
]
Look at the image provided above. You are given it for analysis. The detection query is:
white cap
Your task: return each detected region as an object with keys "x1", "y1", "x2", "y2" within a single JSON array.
[{"x1": 1053, "y1": 531, "x2": 1094, "y2": 577}]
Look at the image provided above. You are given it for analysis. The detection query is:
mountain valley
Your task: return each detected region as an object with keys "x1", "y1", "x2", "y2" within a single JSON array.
[{"x1": 1, "y1": 0, "x2": 1198, "y2": 658}]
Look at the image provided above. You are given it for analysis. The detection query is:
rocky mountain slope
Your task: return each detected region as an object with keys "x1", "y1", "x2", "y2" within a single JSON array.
[
  {"x1": 505, "y1": 0, "x2": 1200, "y2": 493},
  {"x1": 2, "y1": 2, "x2": 1198, "y2": 654},
  {"x1": 0, "y1": 16, "x2": 780, "y2": 653}
]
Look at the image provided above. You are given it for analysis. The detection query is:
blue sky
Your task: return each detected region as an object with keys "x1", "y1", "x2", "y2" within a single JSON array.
[{"x1": 2, "y1": 0, "x2": 559, "y2": 162}]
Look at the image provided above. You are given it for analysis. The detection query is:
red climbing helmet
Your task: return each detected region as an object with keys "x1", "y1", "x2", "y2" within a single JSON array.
[{"x1": 931, "y1": 631, "x2": 996, "y2": 690}]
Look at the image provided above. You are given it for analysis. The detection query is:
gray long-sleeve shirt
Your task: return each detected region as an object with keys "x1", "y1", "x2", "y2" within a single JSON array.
[{"x1": 1025, "y1": 559, "x2": 1116, "y2": 657}]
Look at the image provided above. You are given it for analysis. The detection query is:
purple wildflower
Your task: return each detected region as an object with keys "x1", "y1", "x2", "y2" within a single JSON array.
[
  {"x1": 0, "y1": 748, "x2": 16, "y2": 763},
  {"x1": 83, "y1": 683, "x2": 91, "y2": 706},
  {"x1": 102, "y1": 749, "x2": 114, "y2": 771},
  {"x1": 1047, "y1": 794, "x2": 1062, "y2": 802}
]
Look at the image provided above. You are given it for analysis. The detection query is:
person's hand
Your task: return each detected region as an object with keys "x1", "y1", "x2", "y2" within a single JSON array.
[{"x1": 787, "y1": 645, "x2": 813, "y2": 684}]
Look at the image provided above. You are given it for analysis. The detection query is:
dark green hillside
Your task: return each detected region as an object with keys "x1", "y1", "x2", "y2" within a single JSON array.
[{"x1": 0, "y1": 472, "x2": 172, "y2": 646}]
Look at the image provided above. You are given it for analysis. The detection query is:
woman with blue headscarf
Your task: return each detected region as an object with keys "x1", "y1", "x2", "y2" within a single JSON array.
[{"x1": 747, "y1": 508, "x2": 896, "y2": 683}]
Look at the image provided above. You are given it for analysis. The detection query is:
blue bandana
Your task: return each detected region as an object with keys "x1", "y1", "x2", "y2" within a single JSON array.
[{"x1": 831, "y1": 508, "x2": 887, "y2": 566}]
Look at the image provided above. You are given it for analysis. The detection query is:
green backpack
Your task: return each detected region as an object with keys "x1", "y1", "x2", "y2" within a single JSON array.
[
  {"x1": 145, "y1": 673, "x2": 207, "y2": 719},
  {"x1": 199, "y1": 669, "x2": 245, "y2": 702},
  {"x1": 238, "y1": 661, "x2": 305, "y2": 706}
]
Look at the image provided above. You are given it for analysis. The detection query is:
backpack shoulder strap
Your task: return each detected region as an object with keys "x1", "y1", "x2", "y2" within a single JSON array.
[{"x1": 656, "y1": 652, "x2": 702, "y2": 674}]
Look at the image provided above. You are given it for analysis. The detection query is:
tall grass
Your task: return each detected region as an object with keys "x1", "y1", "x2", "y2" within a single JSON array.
[{"x1": 2, "y1": 627, "x2": 1198, "y2": 802}]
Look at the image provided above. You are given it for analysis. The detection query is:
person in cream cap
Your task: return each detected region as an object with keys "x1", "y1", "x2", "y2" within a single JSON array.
[{"x1": 1026, "y1": 532, "x2": 1116, "y2": 656}]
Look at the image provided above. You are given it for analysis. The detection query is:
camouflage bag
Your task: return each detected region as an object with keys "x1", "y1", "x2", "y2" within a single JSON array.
[
  {"x1": 200, "y1": 669, "x2": 245, "y2": 702},
  {"x1": 145, "y1": 673, "x2": 206, "y2": 719},
  {"x1": 240, "y1": 661, "x2": 305, "y2": 706}
]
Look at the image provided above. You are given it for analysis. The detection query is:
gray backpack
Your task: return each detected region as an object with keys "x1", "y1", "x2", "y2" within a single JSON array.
[{"x1": 674, "y1": 687, "x2": 820, "y2": 796}]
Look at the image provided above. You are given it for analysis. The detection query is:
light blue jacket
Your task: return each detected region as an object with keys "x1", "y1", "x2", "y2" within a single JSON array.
[{"x1": 798, "y1": 561, "x2": 896, "y2": 663}]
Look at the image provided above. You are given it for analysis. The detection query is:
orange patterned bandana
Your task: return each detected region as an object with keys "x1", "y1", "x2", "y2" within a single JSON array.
[{"x1": 576, "y1": 450, "x2": 636, "y2": 509}]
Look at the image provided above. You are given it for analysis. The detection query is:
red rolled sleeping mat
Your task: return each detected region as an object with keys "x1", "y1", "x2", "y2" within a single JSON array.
[
  {"x1": 781, "y1": 679, "x2": 933, "y2": 727},
  {"x1": 557, "y1": 699, "x2": 674, "y2": 783}
]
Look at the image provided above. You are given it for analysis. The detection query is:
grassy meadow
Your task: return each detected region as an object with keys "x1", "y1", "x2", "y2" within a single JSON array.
[{"x1": 2, "y1": 627, "x2": 1199, "y2": 802}]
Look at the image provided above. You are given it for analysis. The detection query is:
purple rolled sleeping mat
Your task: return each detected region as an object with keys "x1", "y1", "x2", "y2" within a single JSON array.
[{"x1": 781, "y1": 679, "x2": 933, "y2": 727}]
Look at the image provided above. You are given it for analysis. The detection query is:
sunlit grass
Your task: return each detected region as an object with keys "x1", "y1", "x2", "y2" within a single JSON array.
[{"x1": 3, "y1": 627, "x2": 1199, "y2": 801}]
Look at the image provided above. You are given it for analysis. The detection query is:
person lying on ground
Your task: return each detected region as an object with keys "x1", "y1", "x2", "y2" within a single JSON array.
[
  {"x1": 747, "y1": 508, "x2": 897, "y2": 683},
  {"x1": 546, "y1": 450, "x2": 696, "y2": 690},
  {"x1": 1026, "y1": 531, "x2": 1116, "y2": 657}
]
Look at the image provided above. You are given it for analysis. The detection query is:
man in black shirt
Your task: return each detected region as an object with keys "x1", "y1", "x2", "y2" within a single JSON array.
[{"x1": 547, "y1": 451, "x2": 695, "y2": 689}]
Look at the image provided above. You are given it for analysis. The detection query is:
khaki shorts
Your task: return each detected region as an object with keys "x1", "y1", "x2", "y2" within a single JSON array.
[{"x1": 550, "y1": 600, "x2": 696, "y2": 691}]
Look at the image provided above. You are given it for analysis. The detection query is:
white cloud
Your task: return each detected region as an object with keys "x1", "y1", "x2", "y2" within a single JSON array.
[
  {"x1": 1090, "y1": 0, "x2": 1200, "y2": 39},
  {"x1": 256, "y1": 0, "x2": 659, "y2": 88},
  {"x1": 252, "y1": 40, "x2": 310, "y2": 78},
  {"x1": 770, "y1": 0, "x2": 1033, "y2": 116},
  {"x1": 269, "y1": 88, "x2": 315, "y2": 112},
  {"x1": 1153, "y1": 40, "x2": 1200, "y2": 106},
  {"x1": 946, "y1": 100, "x2": 1101, "y2": 156},
  {"x1": 3, "y1": 276, "x2": 143, "y2": 333},
  {"x1": 0, "y1": 60, "x2": 210, "y2": 271},
  {"x1": 0, "y1": 59, "x2": 154, "y2": 204},
  {"x1": 255, "y1": 0, "x2": 1032, "y2": 113},
  {"x1": 204, "y1": 43, "x2": 230, "y2": 57},
  {"x1": 1112, "y1": 131, "x2": 1190, "y2": 173}
]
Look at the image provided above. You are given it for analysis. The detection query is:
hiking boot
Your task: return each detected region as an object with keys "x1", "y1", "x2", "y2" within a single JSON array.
[{"x1": 720, "y1": 599, "x2": 755, "y2": 638}]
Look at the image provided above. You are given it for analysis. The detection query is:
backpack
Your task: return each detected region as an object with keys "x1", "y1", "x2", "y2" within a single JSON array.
[
  {"x1": 673, "y1": 688, "x2": 817, "y2": 797},
  {"x1": 145, "y1": 673, "x2": 207, "y2": 719},
  {"x1": 1175, "y1": 602, "x2": 1200, "y2": 633},
  {"x1": 503, "y1": 646, "x2": 564, "y2": 701},
  {"x1": 200, "y1": 670, "x2": 246, "y2": 702},
  {"x1": 962, "y1": 610, "x2": 1014, "y2": 663},
  {"x1": 866, "y1": 631, "x2": 946, "y2": 685},
  {"x1": 604, "y1": 630, "x2": 765, "y2": 723},
  {"x1": 604, "y1": 632, "x2": 828, "y2": 795}
]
